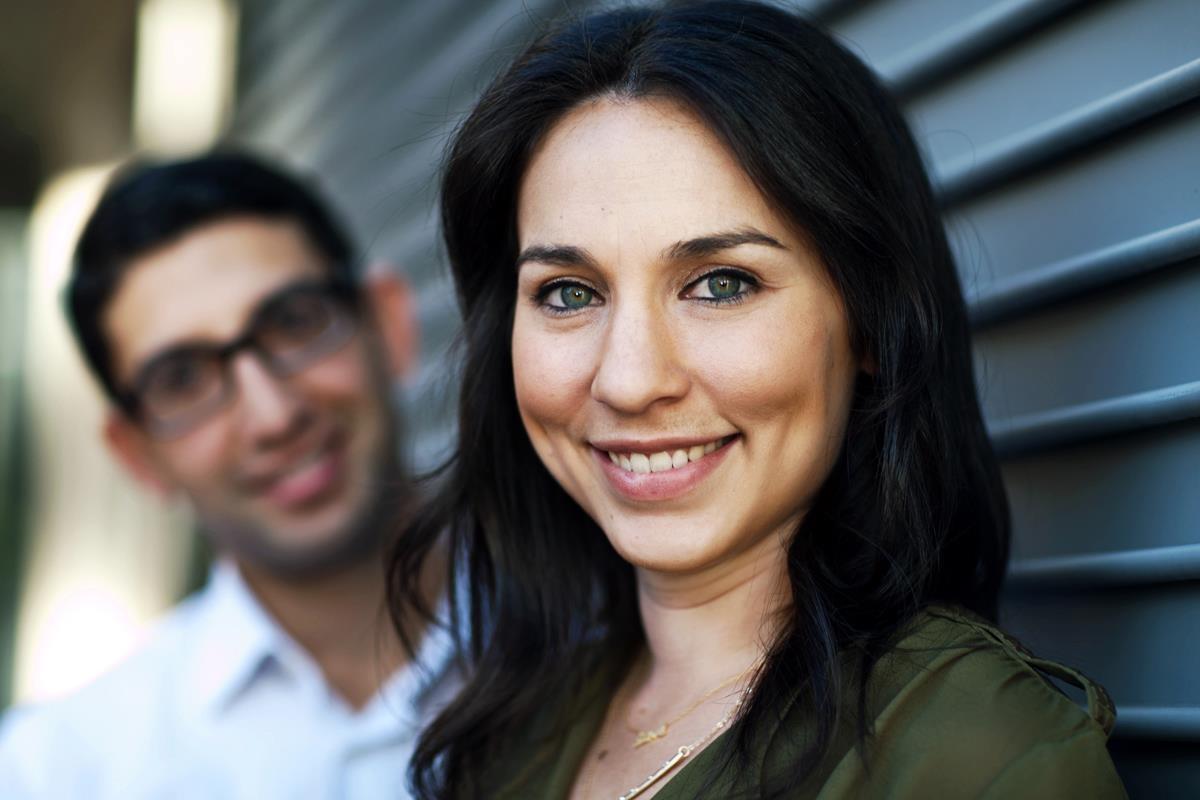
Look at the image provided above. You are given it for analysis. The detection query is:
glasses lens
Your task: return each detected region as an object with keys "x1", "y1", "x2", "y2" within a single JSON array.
[
  {"x1": 138, "y1": 350, "x2": 227, "y2": 431},
  {"x1": 256, "y1": 287, "x2": 355, "y2": 373}
]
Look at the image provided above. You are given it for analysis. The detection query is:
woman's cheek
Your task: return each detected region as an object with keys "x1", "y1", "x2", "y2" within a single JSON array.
[
  {"x1": 676, "y1": 308, "x2": 809, "y2": 409},
  {"x1": 511, "y1": 316, "x2": 593, "y2": 426},
  {"x1": 683, "y1": 301, "x2": 852, "y2": 445}
]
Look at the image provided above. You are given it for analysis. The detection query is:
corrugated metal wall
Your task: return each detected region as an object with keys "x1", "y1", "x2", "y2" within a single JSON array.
[
  {"x1": 231, "y1": 1, "x2": 1200, "y2": 795},
  {"x1": 829, "y1": 1, "x2": 1200, "y2": 796}
]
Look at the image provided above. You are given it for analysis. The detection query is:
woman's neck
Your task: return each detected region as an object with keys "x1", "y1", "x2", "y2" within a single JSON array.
[{"x1": 634, "y1": 528, "x2": 791, "y2": 692}]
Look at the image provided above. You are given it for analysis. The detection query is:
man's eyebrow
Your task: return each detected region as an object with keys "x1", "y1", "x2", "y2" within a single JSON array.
[
  {"x1": 514, "y1": 244, "x2": 600, "y2": 271},
  {"x1": 129, "y1": 278, "x2": 322, "y2": 383},
  {"x1": 664, "y1": 228, "x2": 787, "y2": 261}
]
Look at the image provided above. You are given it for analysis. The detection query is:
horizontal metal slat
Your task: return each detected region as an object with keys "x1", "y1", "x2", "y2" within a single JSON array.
[
  {"x1": 967, "y1": 218, "x2": 1200, "y2": 327},
  {"x1": 282, "y1": 0, "x2": 561, "y2": 170},
  {"x1": 1007, "y1": 544, "x2": 1200, "y2": 591},
  {"x1": 235, "y1": 2, "x2": 373, "y2": 136},
  {"x1": 805, "y1": 0, "x2": 862, "y2": 22},
  {"x1": 880, "y1": 0, "x2": 1084, "y2": 97},
  {"x1": 989, "y1": 381, "x2": 1200, "y2": 458},
  {"x1": 935, "y1": 58, "x2": 1200, "y2": 205},
  {"x1": 1113, "y1": 706, "x2": 1200, "y2": 742}
]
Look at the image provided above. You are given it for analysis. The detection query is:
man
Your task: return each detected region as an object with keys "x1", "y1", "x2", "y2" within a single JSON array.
[{"x1": 0, "y1": 152, "x2": 446, "y2": 799}]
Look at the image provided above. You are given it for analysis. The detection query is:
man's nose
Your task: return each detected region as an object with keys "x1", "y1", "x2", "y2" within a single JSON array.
[
  {"x1": 590, "y1": 300, "x2": 690, "y2": 414},
  {"x1": 229, "y1": 352, "x2": 308, "y2": 444}
]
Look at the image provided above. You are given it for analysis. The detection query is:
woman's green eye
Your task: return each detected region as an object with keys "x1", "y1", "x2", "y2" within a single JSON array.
[
  {"x1": 707, "y1": 274, "x2": 742, "y2": 299},
  {"x1": 558, "y1": 285, "x2": 594, "y2": 309}
]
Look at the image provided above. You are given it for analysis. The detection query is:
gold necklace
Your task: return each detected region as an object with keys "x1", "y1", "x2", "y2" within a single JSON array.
[
  {"x1": 624, "y1": 667, "x2": 750, "y2": 748},
  {"x1": 583, "y1": 684, "x2": 748, "y2": 800}
]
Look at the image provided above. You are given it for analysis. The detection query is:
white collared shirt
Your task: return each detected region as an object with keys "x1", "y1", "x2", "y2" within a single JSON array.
[{"x1": 0, "y1": 562, "x2": 454, "y2": 800}]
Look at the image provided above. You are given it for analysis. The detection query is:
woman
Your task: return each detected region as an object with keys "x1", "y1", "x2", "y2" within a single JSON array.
[{"x1": 389, "y1": 2, "x2": 1125, "y2": 797}]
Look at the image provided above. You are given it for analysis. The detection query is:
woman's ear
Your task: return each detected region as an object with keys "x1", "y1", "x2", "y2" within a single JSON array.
[
  {"x1": 103, "y1": 413, "x2": 173, "y2": 496},
  {"x1": 363, "y1": 269, "x2": 419, "y2": 380}
]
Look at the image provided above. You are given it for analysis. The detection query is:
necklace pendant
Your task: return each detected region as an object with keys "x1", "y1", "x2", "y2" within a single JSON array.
[{"x1": 632, "y1": 724, "x2": 668, "y2": 748}]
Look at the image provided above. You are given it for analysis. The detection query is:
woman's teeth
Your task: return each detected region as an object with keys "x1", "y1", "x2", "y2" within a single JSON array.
[{"x1": 606, "y1": 437, "x2": 729, "y2": 474}]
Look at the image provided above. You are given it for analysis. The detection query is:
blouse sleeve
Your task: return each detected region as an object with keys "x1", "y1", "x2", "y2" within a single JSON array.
[
  {"x1": 813, "y1": 609, "x2": 1128, "y2": 799},
  {"x1": 979, "y1": 729, "x2": 1127, "y2": 800}
]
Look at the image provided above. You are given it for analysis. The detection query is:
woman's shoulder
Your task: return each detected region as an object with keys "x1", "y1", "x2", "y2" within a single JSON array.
[
  {"x1": 886, "y1": 605, "x2": 1115, "y2": 735},
  {"x1": 815, "y1": 605, "x2": 1126, "y2": 798}
]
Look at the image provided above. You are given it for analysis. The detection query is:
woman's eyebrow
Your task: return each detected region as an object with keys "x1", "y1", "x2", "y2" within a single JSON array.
[
  {"x1": 514, "y1": 229, "x2": 785, "y2": 270},
  {"x1": 664, "y1": 228, "x2": 787, "y2": 261},
  {"x1": 514, "y1": 244, "x2": 599, "y2": 271}
]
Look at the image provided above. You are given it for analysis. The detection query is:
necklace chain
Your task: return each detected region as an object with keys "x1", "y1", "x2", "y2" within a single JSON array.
[
  {"x1": 618, "y1": 691, "x2": 745, "y2": 800},
  {"x1": 624, "y1": 668, "x2": 748, "y2": 748},
  {"x1": 580, "y1": 668, "x2": 754, "y2": 800},
  {"x1": 583, "y1": 686, "x2": 748, "y2": 800}
]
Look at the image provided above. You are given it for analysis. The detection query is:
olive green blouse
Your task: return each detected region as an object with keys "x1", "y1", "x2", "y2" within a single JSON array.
[{"x1": 490, "y1": 606, "x2": 1126, "y2": 799}]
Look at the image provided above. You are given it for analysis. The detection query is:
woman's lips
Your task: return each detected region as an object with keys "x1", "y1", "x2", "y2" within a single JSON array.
[{"x1": 592, "y1": 436, "x2": 736, "y2": 502}]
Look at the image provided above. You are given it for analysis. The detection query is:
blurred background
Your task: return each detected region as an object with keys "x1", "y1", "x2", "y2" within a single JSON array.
[{"x1": 0, "y1": 0, "x2": 1196, "y2": 794}]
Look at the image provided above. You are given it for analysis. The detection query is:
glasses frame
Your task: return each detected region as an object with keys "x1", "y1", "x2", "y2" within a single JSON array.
[{"x1": 116, "y1": 277, "x2": 362, "y2": 438}]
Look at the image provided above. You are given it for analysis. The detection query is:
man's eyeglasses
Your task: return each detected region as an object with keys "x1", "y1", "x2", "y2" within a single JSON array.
[{"x1": 118, "y1": 279, "x2": 361, "y2": 437}]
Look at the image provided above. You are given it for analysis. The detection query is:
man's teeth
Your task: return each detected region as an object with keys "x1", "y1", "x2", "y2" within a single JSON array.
[
  {"x1": 606, "y1": 438, "x2": 727, "y2": 474},
  {"x1": 271, "y1": 448, "x2": 328, "y2": 483}
]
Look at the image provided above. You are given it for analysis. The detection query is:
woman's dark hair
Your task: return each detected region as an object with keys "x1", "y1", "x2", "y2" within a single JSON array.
[
  {"x1": 67, "y1": 151, "x2": 356, "y2": 404},
  {"x1": 390, "y1": 2, "x2": 1009, "y2": 796}
]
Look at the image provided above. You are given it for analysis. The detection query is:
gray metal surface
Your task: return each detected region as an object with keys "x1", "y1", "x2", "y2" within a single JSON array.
[
  {"x1": 873, "y1": 0, "x2": 1200, "y2": 790},
  {"x1": 908, "y1": 0, "x2": 1200, "y2": 165},
  {"x1": 968, "y1": 218, "x2": 1200, "y2": 326},
  {"x1": 1004, "y1": 420, "x2": 1200, "y2": 558}
]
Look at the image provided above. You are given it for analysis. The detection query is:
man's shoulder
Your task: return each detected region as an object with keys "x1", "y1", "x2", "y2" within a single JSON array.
[
  {"x1": 0, "y1": 595, "x2": 207, "y2": 793},
  {"x1": 8, "y1": 592, "x2": 205, "y2": 715}
]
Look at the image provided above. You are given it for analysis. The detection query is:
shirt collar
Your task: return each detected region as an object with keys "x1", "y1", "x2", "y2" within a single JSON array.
[
  {"x1": 178, "y1": 560, "x2": 457, "y2": 725},
  {"x1": 370, "y1": 610, "x2": 456, "y2": 724},
  {"x1": 179, "y1": 559, "x2": 293, "y2": 720}
]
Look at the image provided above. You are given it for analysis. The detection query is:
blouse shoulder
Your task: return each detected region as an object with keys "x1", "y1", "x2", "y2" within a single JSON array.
[
  {"x1": 909, "y1": 605, "x2": 1116, "y2": 734},
  {"x1": 813, "y1": 605, "x2": 1126, "y2": 798}
]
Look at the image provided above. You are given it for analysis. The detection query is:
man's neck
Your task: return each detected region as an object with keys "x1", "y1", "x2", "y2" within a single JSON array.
[{"x1": 237, "y1": 550, "x2": 437, "y2": 711}]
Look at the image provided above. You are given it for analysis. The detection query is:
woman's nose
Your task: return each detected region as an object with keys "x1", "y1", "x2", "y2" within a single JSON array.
[{"x1": 590, "y1": 301, "x2": 690, "y2": 414}]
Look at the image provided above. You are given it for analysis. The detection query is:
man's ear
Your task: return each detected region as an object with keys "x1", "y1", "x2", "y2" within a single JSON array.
[
  {"x1": 103, "y1": 412, "x2": 173, "y2": 496},
  {"x1": 363, "y1": 270, "x2": 418, "y2": 380}
]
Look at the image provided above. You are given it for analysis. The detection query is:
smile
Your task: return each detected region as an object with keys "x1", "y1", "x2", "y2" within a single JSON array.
[
  {"x1": 247, "y1": 431, "x2": 348, "y2": 510},
  {"x1": 591, "y1": 435, "x2": 737, "y2": 503},
  {"x1": 604, "y1": 435, "x2": 734, "y2": 474}
]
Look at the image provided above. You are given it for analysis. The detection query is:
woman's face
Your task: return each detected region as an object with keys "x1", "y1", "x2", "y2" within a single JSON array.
[{"x1": 512, "y1": 97, "x2": 860, "y2": 576}]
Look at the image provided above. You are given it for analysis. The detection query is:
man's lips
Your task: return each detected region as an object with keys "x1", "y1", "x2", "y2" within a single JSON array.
[
  {"x1": 244, "y1": 433, "x2": 347, "y2": 510},
  {"x1": 591, "y1": 434, "x2": 737, "y2": 502}
]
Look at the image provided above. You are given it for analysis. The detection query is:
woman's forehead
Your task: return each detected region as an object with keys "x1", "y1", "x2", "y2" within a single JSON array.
[{"x1": 516, "y1": 97, "x2": 803, "y2": 267}]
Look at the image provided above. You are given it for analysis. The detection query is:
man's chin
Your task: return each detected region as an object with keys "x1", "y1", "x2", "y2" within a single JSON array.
[
  {"x1": 207, "y1": 514, "x2": 389, "y2": 581},
  {"x1": 231, "y1": 522, "x2": 386, "y2": 578},
  {"x1": 204, "y1": 459, "x2": 406, "y2": 580}
]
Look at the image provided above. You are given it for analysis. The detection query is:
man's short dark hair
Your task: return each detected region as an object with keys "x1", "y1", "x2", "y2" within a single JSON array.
[{"x1": 67, "y1": 150, "x2": 357, "y2": 404}]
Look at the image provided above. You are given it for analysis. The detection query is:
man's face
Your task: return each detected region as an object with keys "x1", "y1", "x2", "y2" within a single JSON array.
[{"x1": 102, "y1": 216, "x2": 405, "y2": 576}]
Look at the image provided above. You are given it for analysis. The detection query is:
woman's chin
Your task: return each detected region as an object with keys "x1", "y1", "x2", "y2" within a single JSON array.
[
  {"x1": 605, "y1": 527, "x2": 735, "y2": 577},
  {"x1": 600, "y1": 514, "x2": 795, "y2": 588}
]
